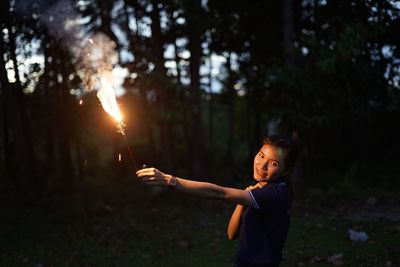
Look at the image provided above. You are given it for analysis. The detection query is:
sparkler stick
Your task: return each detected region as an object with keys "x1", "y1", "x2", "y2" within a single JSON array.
[{"x1": 117, "y1": 121, "x2": 138, "y2": 172}]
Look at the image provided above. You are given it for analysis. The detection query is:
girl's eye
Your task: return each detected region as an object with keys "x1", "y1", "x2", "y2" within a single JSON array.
[
  {"x1": 270, "y1": 161, "x2": 278, "y2": 167},
  {"x1": 258, "y1": 153, "x2": 264, "y2": 158}
]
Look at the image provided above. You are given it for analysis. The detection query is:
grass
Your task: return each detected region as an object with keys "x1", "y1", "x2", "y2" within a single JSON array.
[
  {"x1": 0, "y1": 178, "x2": 399, "y2": 267},
  {"x1": 283, "y1": 212, "x2": 399, "y2": 266}
]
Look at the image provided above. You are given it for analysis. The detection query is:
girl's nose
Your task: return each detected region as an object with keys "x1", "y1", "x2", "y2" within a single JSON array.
[{"x1": 261, "y1": 161, "x2": 269, "y2": 170}]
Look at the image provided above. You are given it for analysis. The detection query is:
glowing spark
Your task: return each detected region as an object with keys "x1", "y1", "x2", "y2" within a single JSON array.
[
  {"x1": 79, "y1": 99, "x2": 83, "y2": 105},
  {"x1": 118, "y1": 153, "x2": 122, "y2": 162},
  {"x1": 96, "y1": 71, "x2": 122, "y2": 123}
]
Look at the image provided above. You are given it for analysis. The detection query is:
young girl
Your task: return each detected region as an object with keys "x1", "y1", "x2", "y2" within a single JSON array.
[{"x1": 136, "y1": 135, "x2": 298, "y2": 267}]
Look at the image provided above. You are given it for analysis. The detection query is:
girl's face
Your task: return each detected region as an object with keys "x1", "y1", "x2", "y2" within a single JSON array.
[{"x1": 253, "y1": 144, "x2": 285, "y2": 184}]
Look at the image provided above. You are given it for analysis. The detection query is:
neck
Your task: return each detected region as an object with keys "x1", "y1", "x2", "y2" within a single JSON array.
[
  {"x1": 259, "y1": 176, "x2": 285, "y2": 185},
  {"x1": 258, "y1": 181, "x2": 268, "y2": 187}
]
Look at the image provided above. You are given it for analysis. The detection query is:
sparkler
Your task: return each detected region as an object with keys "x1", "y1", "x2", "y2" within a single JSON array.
[
  {"x1": 97, "y1": 89, "x2": 138, "y2": 171},
  {"x1": 95, "y1": 65, "x2": 138, "y2": 171},
  {"x1": 84, "y1": 36, "x2": 139, "y2": 171}
]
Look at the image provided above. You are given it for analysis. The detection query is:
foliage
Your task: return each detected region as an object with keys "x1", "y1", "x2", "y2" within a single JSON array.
[{"x1": 0, "y1": 0, "x2": 399, "y2": 197}]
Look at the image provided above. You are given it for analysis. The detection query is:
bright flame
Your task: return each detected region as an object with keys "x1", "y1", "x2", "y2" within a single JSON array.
[
  {"x1": 118, "y1": 153, "x2": 122, "y2": 162},
  {"x1": 79, "y1": 99, "x2": 83, "y2": 105},
  {"x1": 96, "y1": 71, "x2": 123, "y2": 123}
]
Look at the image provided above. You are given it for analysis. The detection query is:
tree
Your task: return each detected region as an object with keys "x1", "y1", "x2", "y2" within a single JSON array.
[
  {"x1": 0, "y1": 0, "x2": 43, "y2": 202},
  {"x1": 182, "y1": 0, "x2": 207, "y2": 178}
]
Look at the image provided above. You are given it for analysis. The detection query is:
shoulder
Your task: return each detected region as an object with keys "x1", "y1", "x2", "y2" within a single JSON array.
[
  {"x1": 258, "y1": 182, "x2": 289, "y2": 195},
  {"x1": 249, "y1": 182, "x2": 291, "y2": 213}
]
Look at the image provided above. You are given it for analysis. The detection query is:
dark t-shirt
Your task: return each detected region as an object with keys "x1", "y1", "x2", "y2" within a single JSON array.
[{"x1": 234, "y1": 182, "x2": 292, "y2": 267}]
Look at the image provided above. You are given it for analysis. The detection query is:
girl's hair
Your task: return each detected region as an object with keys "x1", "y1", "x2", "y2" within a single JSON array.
[
  {"x1": 262, "y1": 135, "x2": 299, "y2": 175},
  {"x1": 262, "y1": 134, "x2": 299, "y2": 197}
]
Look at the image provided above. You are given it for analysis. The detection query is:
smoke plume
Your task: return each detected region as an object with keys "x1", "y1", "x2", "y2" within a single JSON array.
[{"x1": 14, "y1": 0, "x2": 119, "y2": 92}]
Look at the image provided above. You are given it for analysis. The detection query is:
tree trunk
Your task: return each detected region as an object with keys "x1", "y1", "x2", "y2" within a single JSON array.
[
  {"x1": 0, "y1": 24, "x2": 43, "y2": 203},
  {"x1": 224, "y1": 53, "x2": 236, "y2": 184},
  {"x1": 283, "y1": 0, "x2": 303, "y2": 186},
  {"x1": 282, "y1": 0, "x2": 295, "y2": 68},
  {"x1": 170, "y1": 11, "x2": 182, "y2": 85},
  {"x1": 71, "y1": 98, "x2": 84, "y2": 181},
  {"x1": 150, "y1": 0, "x2": 174, "y2": 172},
  {"x1": 43, "y1": 34, "x2": 56, "y2": 169},
  {"x1": 56, "y1": 95, "x2": 74, "y2": 190},
  {"x1": 186, "y1": 0, "x2": 205, "y2": 179},
  {"x1": 245, "y1": 69, "x2": 255, "y2": 170},
  {"x1": 207, "y1": 54, "x2": 214, "y2": 175},
  {"x1": 150, "y1": 0, "x2": 166, "y2": 74},
  {"x1": 1, "y1": 95, "x2": 12, "y2": 180},
  {"x1": 55, "y1": 47, "x2": 74, "y2": 191},
  {"x1": 99, "y1": 0, "x2": 119, "y2": 48}
]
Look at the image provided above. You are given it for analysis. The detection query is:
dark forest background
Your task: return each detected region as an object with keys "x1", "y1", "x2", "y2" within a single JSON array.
[{"x1": 1, "y1": 0, "x2": 400, "y2": 203}]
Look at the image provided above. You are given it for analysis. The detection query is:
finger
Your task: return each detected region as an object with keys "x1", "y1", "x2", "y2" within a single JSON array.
[
  {"x1": 136, "y1": 172, "x2": 151, "y2": 178},
  {"x1": 147, "y1": 168, "x2": 157, "y2": 176},
  {"x1": 136, "y1": 169, "x2": 146, "y2": 175},
  {"x1": 137, "y1": 170, "x2": 156, "y2": 177},
  {"x1": 136, "y1": 167, "x2": 155, "y2": 174},
  {"x1": 137, "y1": 168, "x2": 151, "y2": 174}
]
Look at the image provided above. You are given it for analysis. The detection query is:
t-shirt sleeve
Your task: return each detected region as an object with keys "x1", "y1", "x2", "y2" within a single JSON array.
[{"x1": 249, "y1": 183, "x2": 291, "y2": 214}]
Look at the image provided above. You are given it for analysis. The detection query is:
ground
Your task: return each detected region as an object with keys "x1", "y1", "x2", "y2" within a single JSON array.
[{"x1": 0, "y1": 180, "x2": 399, "y2": 267}]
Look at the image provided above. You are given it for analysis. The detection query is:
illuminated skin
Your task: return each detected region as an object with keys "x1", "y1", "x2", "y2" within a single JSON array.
[{"x1": 253, "y1": 144, "x2": 286, "y2": 186}]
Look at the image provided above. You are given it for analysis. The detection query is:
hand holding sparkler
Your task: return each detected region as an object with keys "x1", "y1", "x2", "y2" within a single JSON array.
[{"x1": 136, "y1": 167, "x2": 177, "y2": 186}]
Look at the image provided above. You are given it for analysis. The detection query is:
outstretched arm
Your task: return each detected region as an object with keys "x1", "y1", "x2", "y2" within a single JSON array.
[{"x1": 136, "y1": 167, "x2": 254, "y2": 207}]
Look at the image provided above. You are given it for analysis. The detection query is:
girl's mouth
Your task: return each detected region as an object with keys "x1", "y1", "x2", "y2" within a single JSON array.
[{"x1": 256, "y1": 169, "x2": 268, "y2": 178}]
